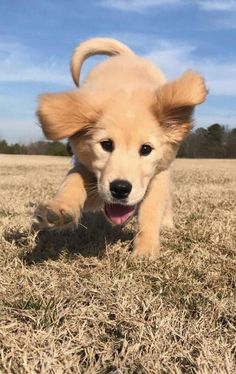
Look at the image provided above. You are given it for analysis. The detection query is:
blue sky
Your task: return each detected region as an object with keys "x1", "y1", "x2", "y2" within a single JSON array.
[{"x1": 0, "y1": 0, "x2": 236, "y2": 143}]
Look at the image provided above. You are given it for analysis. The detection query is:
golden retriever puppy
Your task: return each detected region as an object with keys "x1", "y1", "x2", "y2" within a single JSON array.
[{"x1": 34, "y1": 38, "x2": 208, "y2": 258}]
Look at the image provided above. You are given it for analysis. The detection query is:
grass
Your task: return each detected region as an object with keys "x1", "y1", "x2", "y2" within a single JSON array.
[{"x1": 0, "y1": 155, "x2": 235, "y2": 374}]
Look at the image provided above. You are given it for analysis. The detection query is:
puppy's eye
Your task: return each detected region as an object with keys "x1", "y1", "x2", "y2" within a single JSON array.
[
  {"x1": 100, "y1": 139, "x2": 114, "y2": 152},
  {"x1": 139, "y1": 144, "x2": 153, "y2": 156}
]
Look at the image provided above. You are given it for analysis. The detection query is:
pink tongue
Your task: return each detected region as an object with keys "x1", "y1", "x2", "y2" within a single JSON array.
[{"x1": 104, "y1": 203, "x2": 135, "y2": 225}]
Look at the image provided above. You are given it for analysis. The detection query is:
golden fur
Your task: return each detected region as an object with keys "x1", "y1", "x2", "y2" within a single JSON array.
[{"x1": 35, "y1": 37, "x2": 208, "y2": 258}]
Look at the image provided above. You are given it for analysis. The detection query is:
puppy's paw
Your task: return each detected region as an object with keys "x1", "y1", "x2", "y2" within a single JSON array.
[
  {"x1": 32, "y1": 201, "x2": 77, "y2": 230},
  {"x1": 132, "y1": 247, "x2": 160, "y2": 260},
  {"x1": 132, "y1": 237, "x2": 160, "y2": 259},
  {"x1": 162, "y1": 216, "x2": 175, "y2": 230}
]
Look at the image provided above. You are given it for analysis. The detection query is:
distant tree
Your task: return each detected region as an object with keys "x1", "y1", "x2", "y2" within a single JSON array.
[
  {"x1": 7, "y1": 143, "x2": 27, "y2": 154},
  {"x1": 46, "y1": 141, "x2": 68, "y2": 156},
  {"x1": 178, "y1": 132, "x2": 196, "y2": 158},
  {"x1": 27, "y1": 141, "x2": 49, "y2": 155},
  {"x1": 1, "y1": 125, "x2": 236, "y2": 158},
  {"x1": 225, "y1": 128, "x2": 236, "y2": 158},
  {"x1": 0, "y1": 139, "x2": 8, "y2": 153},
  {"x1": 205, "y1": 124, "x2": 225, "y2": 158},
  {"x1": 178, "y1": 128, "x2": 208, "y2": 158},
  {"x1": 177, "y1": 124, "x2": 236, "y2": 158}
]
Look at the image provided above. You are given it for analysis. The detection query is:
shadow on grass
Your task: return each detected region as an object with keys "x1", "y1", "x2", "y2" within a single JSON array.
[{"x1": 4, "y1": 212, "x2": 134, "y2": 265}]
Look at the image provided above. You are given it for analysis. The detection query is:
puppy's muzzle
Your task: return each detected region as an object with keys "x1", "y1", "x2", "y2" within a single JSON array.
[{"x1": 110, "y1": 179, "x2": 132, "y2": 200}]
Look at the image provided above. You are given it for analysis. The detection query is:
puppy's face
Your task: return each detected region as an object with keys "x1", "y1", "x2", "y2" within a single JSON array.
[
  {"x1": 38, "y1": 71, "x2": 207, "y2": 224},
  {"x1": 70, "y1": 92, "x2": 165, "y2": 223}
]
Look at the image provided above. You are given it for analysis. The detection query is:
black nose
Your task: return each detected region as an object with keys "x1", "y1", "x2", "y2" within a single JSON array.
[{"x1": 110, "y1": 179, "x2": 132, "y2": 200}]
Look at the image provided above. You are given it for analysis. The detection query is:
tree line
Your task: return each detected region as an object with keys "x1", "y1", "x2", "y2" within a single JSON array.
[
  {"x1": 0, "y1": 140, "x2": 69, "y2": 156},
  {"x1": 0, "y1": 124, "x2": 235, "y2": 158},
  {"x1": 178, "y1": 124, "x2": 236, "y2": 158}
]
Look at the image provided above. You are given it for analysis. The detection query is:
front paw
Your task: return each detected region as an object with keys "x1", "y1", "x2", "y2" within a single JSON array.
[
  {"x1": 132, "y1": 236, "x2": 160, "y2": 259},
  {"x1": 32, "y1": 200, "x2": 78, "y2": 230},
  {"x1": 162, "y1": 215, "x2": 175, "y2": 230}
]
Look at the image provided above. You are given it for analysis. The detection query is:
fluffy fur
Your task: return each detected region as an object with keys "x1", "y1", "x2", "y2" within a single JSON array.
[{"x1": 34, "y1": 37, "x2": 208, "y2": 258}]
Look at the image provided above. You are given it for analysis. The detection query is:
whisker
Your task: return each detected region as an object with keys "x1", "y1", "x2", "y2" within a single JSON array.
[{"x1": 78, "y1": 222, "x2": 88, "y2": 230}]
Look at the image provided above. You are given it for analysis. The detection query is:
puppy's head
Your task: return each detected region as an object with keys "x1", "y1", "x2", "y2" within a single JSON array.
[{"x1": 37, "y1": 70, "x2": 207, "y2": 225}]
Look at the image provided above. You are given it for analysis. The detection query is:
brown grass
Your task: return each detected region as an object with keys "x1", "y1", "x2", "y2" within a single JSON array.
[{"x1": 0, "y1": 155, "x2": 235, "y2": 374}]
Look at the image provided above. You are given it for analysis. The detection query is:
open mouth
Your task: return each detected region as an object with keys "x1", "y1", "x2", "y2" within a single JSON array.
[{"x1": 104, "y1": 203, "x2": 136, "y2": 225}]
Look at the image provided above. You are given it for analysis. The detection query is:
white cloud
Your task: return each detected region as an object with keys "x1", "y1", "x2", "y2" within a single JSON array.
[
  {"x1": 145, "y1": 41, "x2": 195, "y2": 77},
  {"x1": 196, "y1": 1, "x2": 236, "y2": 29},
  {"x1": 0, "y1": 118, "x2": 43, "y2": 143},
  {"x1": 196, "y1": 104, "x2": 236, "y2": 127},
  {"x1": 0, "y1": 41, "x2": 70, "y2": 85},
  {"x1": 105, "y1": 32, "x2": 236, "y2": 95},
  {"x1": 197, "y1": 0, "x2": 236, "y2": 11},
  {"x1": 143, "y1": 40, "x2": 236, "y2": 96},
  {"x1": 100, "y1": 0, "x2": 236, "y2": 12},
  {"x1": 0, "y1": 40, "x2": 71, "y2": 143},
  {"x1": 1, "y1": 36, "x2": 236, "y2": 97},
  {"x1": 196, "y1": 112, "x2": 236, "y2": 127},
  {"x1": 99, "y1": 0, "x2": 181, "y2": 11},
  {"x1": 213, "y1": 12, "x2": 236, "y2": 29},
  {"x1": 98, "y1": 1, "x2": 236, "y2": 31},
  {"x1": 0, "y1": 40, "x2": 119, "y2": 85}
]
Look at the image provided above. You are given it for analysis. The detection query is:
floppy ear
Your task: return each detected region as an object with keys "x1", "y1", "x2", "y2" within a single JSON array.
[
  {"x1": 37, "y1": 90, "x2": 99, "y2": 140},
  {"x1": 153, "y1": 71, "x2": 208, "y2": 144}
]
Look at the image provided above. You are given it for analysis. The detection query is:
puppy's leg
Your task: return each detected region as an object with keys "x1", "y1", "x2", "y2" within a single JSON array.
[
  {"x1": 162, "y1": 194, "x2": 174, "y2": 229},
  {"x1": 33, "y1": 167, "x2": 90, "y2": 229},
  {"x1": 133, "y1": 169, "x2": 171, "y2": 258}
]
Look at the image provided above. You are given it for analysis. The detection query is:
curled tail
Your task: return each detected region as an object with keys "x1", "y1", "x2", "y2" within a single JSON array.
[{"x1": 70, "y1": 37, "x2": 135, "y2": 86}]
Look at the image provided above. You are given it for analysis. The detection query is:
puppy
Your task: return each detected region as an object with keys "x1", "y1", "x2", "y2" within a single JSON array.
[{"x1": 34, "y1": 38, "x2": 208, "y2": 258}]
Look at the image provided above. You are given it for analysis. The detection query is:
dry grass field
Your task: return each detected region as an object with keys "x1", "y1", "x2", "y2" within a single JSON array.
[{"x1": 0, "y1": 155, "x2": 235, "y2": 374}]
